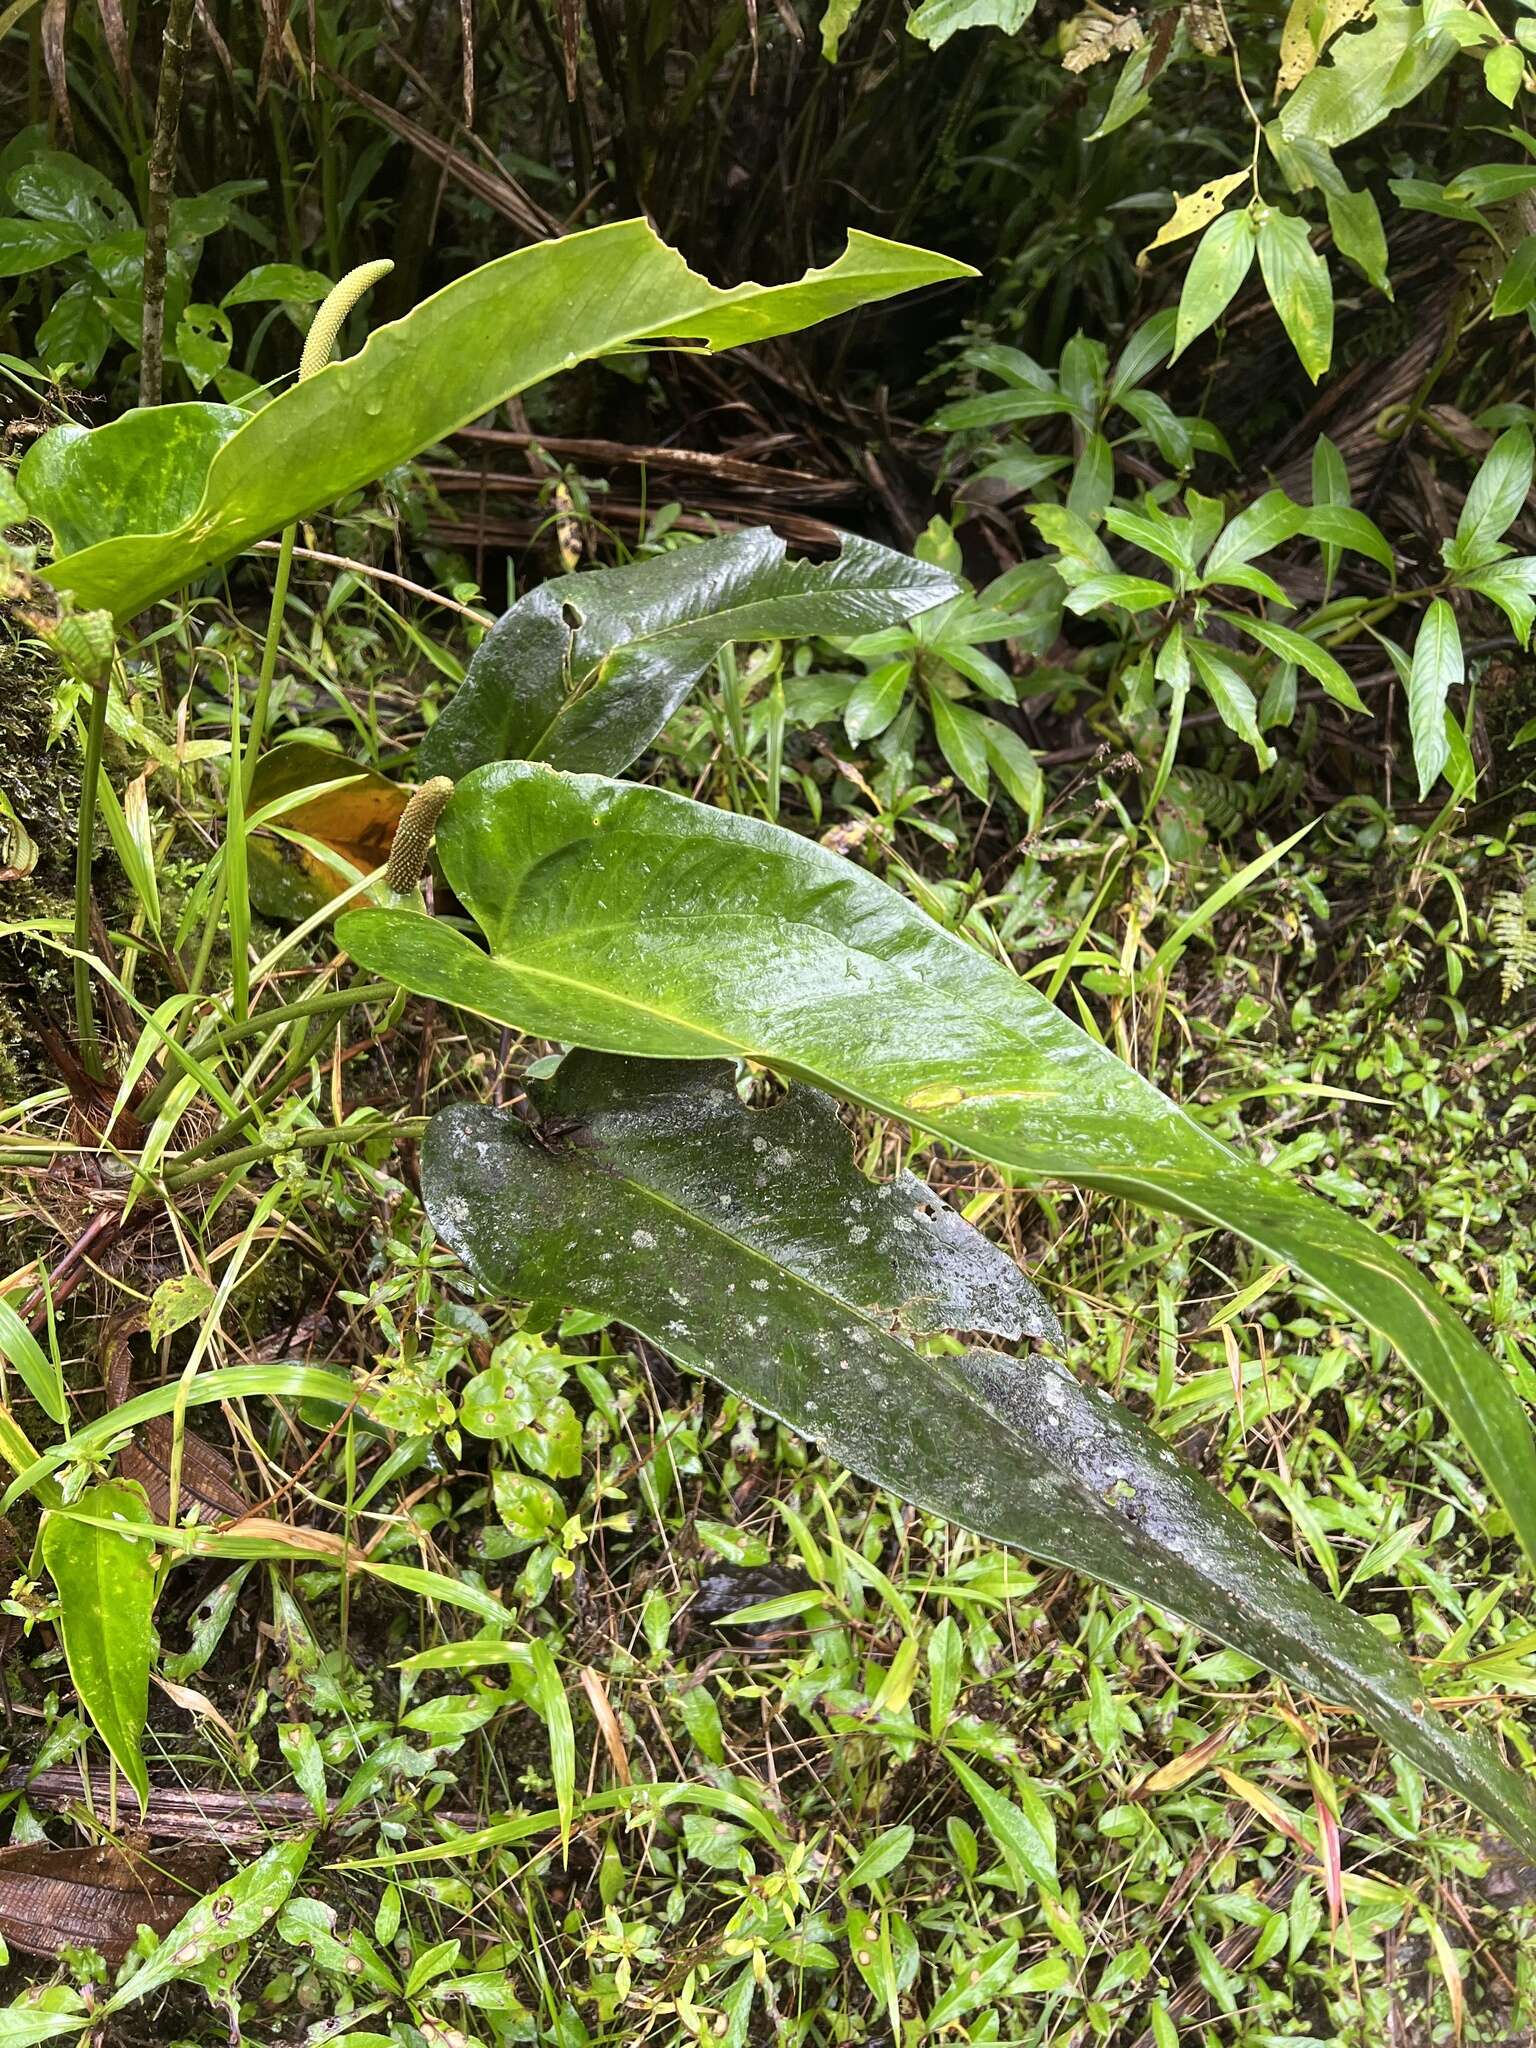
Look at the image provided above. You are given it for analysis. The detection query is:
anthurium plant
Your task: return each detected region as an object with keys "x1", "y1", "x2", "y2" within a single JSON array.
[
  {"x1": 7, "y1": 217, "x2": 973, "y2": 1811},
  {"x1": 12, "y1": 213, "x2": 1536, "y2": 1860}
]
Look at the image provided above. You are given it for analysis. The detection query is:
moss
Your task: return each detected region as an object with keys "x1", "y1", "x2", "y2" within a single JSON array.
[{"x1": 0, "y1": 623, "x2": 76, "y2": 1101}]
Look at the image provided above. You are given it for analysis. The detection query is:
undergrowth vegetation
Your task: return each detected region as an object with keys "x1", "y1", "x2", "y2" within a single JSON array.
[{"x1": 3, "y1": 3, "x2": 1536, "y2": 2043}]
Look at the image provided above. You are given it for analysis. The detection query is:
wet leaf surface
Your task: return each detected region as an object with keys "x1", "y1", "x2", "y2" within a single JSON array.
[
  {"x1": 419, "y1": 1051, "x2": 1536, "y2": 1858},
  {"x1": 0, "y1": 1840, "x2": 225, "y2": 1964},
  {"x1": 19, "y1": 224, "x2": 973, "y2": 620},
  {"x1": 420, "y1": 531, "x2": 958, "y2": 782},
  {"x1": 339, "y1": 765, "x2": 1536, "y2": 1590}
]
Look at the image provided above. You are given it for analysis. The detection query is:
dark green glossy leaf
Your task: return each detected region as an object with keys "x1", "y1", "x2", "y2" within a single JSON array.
[
  {"x1": 420, "y1": 1052, "x2": 1536, "y2": 1857},
  {"x1": 0, "y1": 217, "x2": 89, "y2": 277},
  {"x1": 20, "y1": 221, "x2": 973, "y2": 620},
  {"x1": 7, "y1": 150, "x2": 135, "y2": 238},
  {"x1": 420, "y1": 531, "x2": 957, "y2": 782},
  {"x1": 41, "y1": 1480, "x2": 155, "y2": 1812},
  {"x1": 338, "y1": 764, "x2": 1536, "y2": 1600}
]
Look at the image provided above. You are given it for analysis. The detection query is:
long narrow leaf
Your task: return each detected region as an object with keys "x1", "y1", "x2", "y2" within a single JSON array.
[
  {"x1": 0, "y1": 1364, "x2": 361, "y2": 1509},
  {"x1": 412, "y1": 1051, "x2": 1536, "y2": 1857},
  {"x1": 20, "y1": 223, "x2": 972, "y2": 621},
  {"x1": 338, "y1": 766, "x2": 1536, "y2": 1602}
]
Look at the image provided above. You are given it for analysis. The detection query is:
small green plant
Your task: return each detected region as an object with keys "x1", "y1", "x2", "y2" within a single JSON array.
[{"x1": 0, "y1": 139, "x2": 329, "y2": 395}]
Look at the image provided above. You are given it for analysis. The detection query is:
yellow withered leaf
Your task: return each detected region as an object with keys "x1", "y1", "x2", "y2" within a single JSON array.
[{"x1": 1137, "y1": 170, "x2": 1249, "y2": 266}]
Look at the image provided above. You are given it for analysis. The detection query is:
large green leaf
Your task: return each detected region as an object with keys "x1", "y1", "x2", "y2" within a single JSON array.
[
  {"x1": 420, "y1": 1052, "x2": 1536, "y2": 1856},
  {"x1": 338, "y1": 764, "x2": 1536, "y2": 1589},
  {"x1": 420, "y1": 531, "x2": 958, "y2": 781},
  {"x1": 1276, "y1": 4, "x2": 1457, "y2": 149},
  {"x1": 18, "y1": 405, "x2": 246, "y2": 561},
  {"x1": 40, "y1": 1479, "x2": 156, "y2": 1812},
  {"x1": 19, "y1": 221, "x2": 973, "y2": 621}
]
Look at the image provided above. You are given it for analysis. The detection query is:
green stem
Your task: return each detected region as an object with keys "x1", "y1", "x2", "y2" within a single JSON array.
[
  {"x1": 161, "y1": 1116, "x2": 427, "y2": 1194},
  {"x1": 184, "y1": 523, "x2": 297, "y2": 1003},
  {"x1": 73, "y1": 677, "x2": 111, "y2": 1081},
  {"x1": 137, "y1": 981, "x2": 395, "y2": 1121},
  {"x1": 242, "y1": 520, "x2": 297, "y2": 809}
]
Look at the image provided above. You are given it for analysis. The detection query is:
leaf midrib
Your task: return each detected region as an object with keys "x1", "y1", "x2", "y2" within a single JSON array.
[{"x1": 496, "y1": 1123, "x2": 1455, "y2": 1765}]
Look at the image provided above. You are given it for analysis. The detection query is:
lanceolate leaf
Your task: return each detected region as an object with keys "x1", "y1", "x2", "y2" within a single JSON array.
[
  {"x1": 338, "y1": 764, "x2": 1536, "y2": 1599},
  {"x1": 19, "y1": 221, "x2": 973, "y2": 620},
  {"x1": 1256, "y1": 212, "x2": 1334, "y2": 383},
  {"x1": 1449, "y1": 427, "x2": 1533, "y2": 571},
  {"x1": 1408, "y1": 599, "x2": 1464, "y2": 798},
  {"x1": 420, "y1": 1052, "x2": 1536, "y2": 1857},
  {"x1": 1173, "y1": 209, "x2": 1256, "y2": 361},
  {"x1": 1323, "y1": 185, "x2": 1391, "y2": 297},
  {"x1": 41, "y1": 1480, "x2": 156, "y2": 1812},
  {"x1": 420, "y1": 532, "x2": 957, "y2": 782}
]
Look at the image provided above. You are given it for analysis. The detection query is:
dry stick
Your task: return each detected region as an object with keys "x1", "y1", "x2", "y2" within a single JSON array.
[{"x1": 139, "y1": 0, "x2": 198, "y2": 407}]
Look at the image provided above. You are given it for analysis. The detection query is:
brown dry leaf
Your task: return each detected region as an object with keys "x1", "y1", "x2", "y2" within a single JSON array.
[
  {"x1": 211, "y1": 1516, "x2": 351, "y2": 1559},
  {"x1": 1217, "y1": 1766, "x2": 1314, "y2": 1850},
  {"x1": 1130, "y1": 1721, "x2": 1238, "y2": 1798},
  {"x1": 459, "y1": 0, "x2": 475, "y2": 124},
  {"x1": 155, "y1": 1676, "x2": 242, "y2": 1747},
  {"x1": 95, "y1": 0, "x2": 130, "y2": 93},
  {"x1": 0, "y1": 1839, "x2": 224, "y2": 1963},
  {"x1": 194, "y1": 0, "x2": 235, "y2": 84},
  {"x1": 120, "y1": 1418, "x2": 247, "y2": 1526},
  {"x1": 1182, "y1": 1, "x2": 1227, "y2": 55},
  {"x1": 1061, "y1": 7, "x2": 1142, "y2": 73},
  {"x1": 557, "y1": 0, "x2": 580, "y2": 99},
  {"x1": 256, "y1": 0, "x2": 284, "y2": 99},
  {"x1": 103, "y1": 1320, "x2": 247, "y2": 1526},
  {"x1": 247, "y1": 741, "x2": 407, "y2": 924},
  {"x1": 41, "y1": 0, "x2": 72, "y2": 143},
  {"x1": 580, "y1": 1666, "x2": 632, "y2": 1784}
]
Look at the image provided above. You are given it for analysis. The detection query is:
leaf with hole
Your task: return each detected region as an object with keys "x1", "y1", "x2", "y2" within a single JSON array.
[
  {"x1": 1277, "y1": 4, "x2": 1457, "y2": 148},
  {"x1": 104, "y1": 1838, "x2": 311, "y2": 2014},
  {"x1": 420, "y1": 531, "x2": 956, "y2": 782},
  {"x1": 19, "y1": 222, "x2": 973, "y2": 620},
  {"x1": 412, "y1": 1049, "x2": 1536, "y2": 1858}
]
